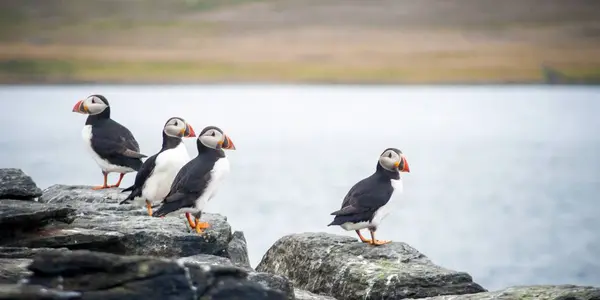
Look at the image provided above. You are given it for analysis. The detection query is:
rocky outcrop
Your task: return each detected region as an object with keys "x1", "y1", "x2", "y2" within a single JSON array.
[
  {"x1": 257, "y1": 233, "x2": 486, "y2": 300},
  {"x1": 5, "y1": 184, "x2": 234, "y2": 258},
  {"x1": 413, "y1": 285, "x2": 600, "y2": 300},
  {"x1": 0, "y1": 169, "x2": 42, "y2": 200},
  {"x1": 19, "y1": 250, "x2": 286, "y2": 300}
]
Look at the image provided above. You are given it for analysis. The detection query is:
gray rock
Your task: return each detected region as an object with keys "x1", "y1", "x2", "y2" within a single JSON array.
[
  {"x1": 0, "y1": 258, "x2": 31, "y2": 283},
  {"x1": 70, "y1": 210, "x2": 232, "y2": 257},
  {"x1": 413, "y1": 285, "x2": 600, "y2": 300},
  {"x1": 25, "y1": 249, "x2": 287, "y2": 300},
  {"x1": 0, "y1": 168, "x2": 43, "y2": 200},
  {"x1": 0, "y1": 284, "x2": 81, "y2": 300},
  {"x1": 256, "y1": 232, "x2": 486, "y2": 300},
  {"x1": 182, "y1": 253, "x2": 295, "y2": 299},
  {"x1": 228, "y1": 230, "x2": 252, "y2": 269},
  {"x1": 34, "y1": 185, "x2": 235, "y2": 258},
  {"x1": 295, "y1": 289, "x2": 338, "y2": 300},
  {"x1": 0, "y1": 247, "x2": 70, "y2": 259},
  {"x1": 4, "y1": 227, "x2": 124, "y2": 253},
  {"x1": 39, "y1": 184, "x2": 127, "y2": 205},
  {"x1": 0, "y1": 200, "x2": 75, "y2": 241}
]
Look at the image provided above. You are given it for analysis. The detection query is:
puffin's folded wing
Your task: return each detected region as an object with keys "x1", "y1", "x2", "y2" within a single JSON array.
[
  {"x1": 91, "y1": 136, "x2": 146, "y2": 159},
  {"x1": 331, "y1": 183, "x2": 394, "y2": 216}
]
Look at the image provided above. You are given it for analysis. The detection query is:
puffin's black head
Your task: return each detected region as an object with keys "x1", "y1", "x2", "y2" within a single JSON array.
[
  {"x1": 163, "y1": 117, "x2": 196, "y2": 138},
  {"x1": 72, "y1": 95, "x2": 110, "y2": 115},
  {"x1": 378, "y1": 148, "x2": 410, "y2": 173},
  {"x1": 197, "y1": 126, "x2": 236, "y2": 151}
]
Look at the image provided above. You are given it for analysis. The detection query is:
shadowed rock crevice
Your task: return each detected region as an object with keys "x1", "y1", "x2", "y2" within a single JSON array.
[{"x1": 23, "y1": 250, "x2": 287, "y2": 300}]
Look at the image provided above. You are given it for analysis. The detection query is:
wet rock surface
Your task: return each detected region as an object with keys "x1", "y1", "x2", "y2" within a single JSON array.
[
  {"x1": 294, "y1": 289, "x2": 338, "y2": 300},
  {"x1": 0, "y1": 168, "x2": 43, "y2": 200},
  {"x1": 413, "y1": 285, "x2": 600, "y2": 300},
  {"x1": 0, "y1": 258, "x2": 31, "y2": 284},
  {"x1": 21, "y1": 250, "x2": 286, "y2": 300},
  {"x1": 256, "y1": 232, "x2": 487, "y2": 300},
  {"x1": 0, "y1": 284, "x2": 81, "y2": 300}
]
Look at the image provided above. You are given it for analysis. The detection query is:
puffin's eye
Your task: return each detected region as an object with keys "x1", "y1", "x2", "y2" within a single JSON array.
[
  {"x1": 211, "y1": 131, "x2": 215, "y2": 137},
  {"x1": 174, "y1": 121, "x2": 178, "y2": 126},
  {"x1": 388, "y1": 152, "x2": 392, "y2": 158},
  {"x1": 91, "y1": 99, "x2": 95, "y2": 104}
]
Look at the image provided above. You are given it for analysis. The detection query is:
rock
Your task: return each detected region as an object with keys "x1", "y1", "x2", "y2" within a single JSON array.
[
  {"x1": 414, "y1": 285, "x2": 600, "y2": 300},
  {"x1": 0, "y1": 258, "x2": 31, "y2": 283},
  {"x1": 0, "y1": 247, "x2": 70, "y2": 259},
  {"x1": 256, "y1": 232, "x2": 486, "y2": 300},
  {"x1": 295, "y1": 289, "x2": 338, "y2": 300},
  {"x1": 182, "y1": 253, "x2": 295, "y2": 299},
  {"x1": 32, "y1": 185, "x2": 235, "y2": 258},
  {"x1": 228, "y1": 230, "x2": 252, "y2": 269},
  {"x1": 0, "y1": 284, "x2": 81, "y2": 300},
  {"x1": 39, "y1": 184, "x2": 127, "y2": 205},
  {"x1": 4, "y1": 227, "x2": 124, "y2": 253},
  {"x1": 0, "y1": 200, "x2": 75, "y2": 241},
  {"x1": 0, "y1": 168, "x2": 43, "y2": 200},
  {"x1": 24, "y1": 249, "x2": 287, "y2": 300}
]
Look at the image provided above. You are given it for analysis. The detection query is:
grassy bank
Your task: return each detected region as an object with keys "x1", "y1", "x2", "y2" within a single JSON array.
[
  {"x1": 2, "y1": 58, "x2": 600, "y2": 84},
  {"x1": 1, "y1": 0, "x2": 600, "y2": 84}
]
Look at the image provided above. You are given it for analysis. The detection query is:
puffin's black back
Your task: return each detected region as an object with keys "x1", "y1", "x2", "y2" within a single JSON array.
[
  {"x1": 328, "y1": 163, "x2": 398, "y2": 226},
  {"x1": 151, "y1": 146, "x2": 221, "y2": 217},
  {"x1": 84, "y1": 95, "x2": 145, "y2": 171}
]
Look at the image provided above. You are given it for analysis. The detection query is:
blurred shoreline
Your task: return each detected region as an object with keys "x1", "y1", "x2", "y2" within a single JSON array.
[{"x1": 1, "y1": 0, "x2": 599, "y2": 85}]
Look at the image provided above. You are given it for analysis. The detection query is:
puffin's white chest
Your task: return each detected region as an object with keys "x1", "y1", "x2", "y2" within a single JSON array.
[
  {"x1": 370, "y1": 178, "x2": 402, "y2": 227},
  {"x1": 81, "y1": 125, "x2": 135, "y2": 173},
  {"x1": 194, "y1": 157, "x2": 230, "y2": 211},
  {"x1": 142, "y1": 143, "x2": 190, "y2": 203}
]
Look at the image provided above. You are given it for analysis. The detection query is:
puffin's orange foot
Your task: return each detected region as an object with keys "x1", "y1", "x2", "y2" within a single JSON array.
[
  {"x1": 355, "y1": 230, "x2": 371, "y2": 243},
  {"x1": 369, "y1": 239, "x2": 391, "y2": 246},
  {"x1": 196, "y1": 222, "x2": 210, "y2": 229},
  {"x1": 92, "y1": 185, "x2": 110, "y2": 190},
  {"x1": 194, "y1": 220, "x2": 210, "y2": 234},
  {"x1": 145, "y1": 202, "x2": 153, "y2": 216}
]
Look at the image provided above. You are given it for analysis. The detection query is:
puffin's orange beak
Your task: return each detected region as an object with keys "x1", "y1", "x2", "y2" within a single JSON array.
[
  {"x1": 184, "y1": 124, "x2": 196, "y2": 137},
  {"x1": 399, "y1": 155, "x2": 410, "y2": 172},
  {"x1": 220, "y1": 134, "x2": 236, "y2": 150},
  {"x1": 72, "y1": 100, "x2": 87, "y2": 114}
]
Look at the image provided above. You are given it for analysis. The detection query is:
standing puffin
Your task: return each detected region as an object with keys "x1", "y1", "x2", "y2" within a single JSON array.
[
  {"x1": 72, "y1": 95, "x2": 147, "y2": 190},
  {"x1": 152, "y1": 126, "x2": 236, "y2": 234},
  {"x1": 119, "y1": 117, "x2": 196, "y2": 216},
  {"x1": 328, "y1": 148, "x2": 410, "y2": 245}
]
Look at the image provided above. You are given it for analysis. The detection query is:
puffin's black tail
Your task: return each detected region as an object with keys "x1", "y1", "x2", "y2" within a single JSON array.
[{"x1": 119, "y1": 184, "x2": 141, "y2": 205}]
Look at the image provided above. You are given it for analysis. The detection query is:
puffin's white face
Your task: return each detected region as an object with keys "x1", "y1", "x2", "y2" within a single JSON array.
[
  {"x1": 199, "y1": 127, "x2": 236, "y2": 150},
  {"x1": 72, "y1": 95, "x2": 108, "y2": 115},
  {"x1": 164, "y1": 117, "x2": 196, "y2": 138},
  {"x1": 379, "y1": 148, "x2": 410, "y2": 172}
]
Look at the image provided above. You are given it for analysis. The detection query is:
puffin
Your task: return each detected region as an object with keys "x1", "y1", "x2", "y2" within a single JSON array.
[
  {"x1": 119, "y1": 117, "x2": 196, "y2": 216},
  {"x1": 152, "y1": 126, "x2": 236, "y2": 234},
  {"x1": 328, "y1": 148, "x2": 410, "y2": 245},
  {"x1": 72, "y1": 95, "x2": 147, "y2": 190}
]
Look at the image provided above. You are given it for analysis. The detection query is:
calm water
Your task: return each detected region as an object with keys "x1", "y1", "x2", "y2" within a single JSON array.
[{"x1": 1, "y1": 85, "x2": 599, "y2": 290}]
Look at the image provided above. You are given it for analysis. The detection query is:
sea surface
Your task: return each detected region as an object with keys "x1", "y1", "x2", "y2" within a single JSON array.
[{"x1": 0, "y1": 84, "x2": 599, "y2": 290}]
